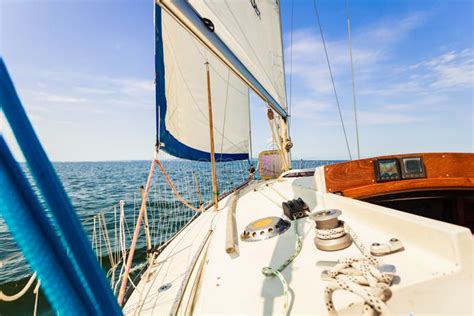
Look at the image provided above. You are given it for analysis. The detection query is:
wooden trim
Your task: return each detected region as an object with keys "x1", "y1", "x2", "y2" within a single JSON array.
[{"x1": 324, "y1": 153, "x2": 474, "y2": 199}]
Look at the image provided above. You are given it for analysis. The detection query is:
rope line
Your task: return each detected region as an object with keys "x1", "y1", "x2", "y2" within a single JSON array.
[
  {"x1": 154, "y1": 159, "x2": 203, "y2": 212},
  {"x1": 288, "y1": 0, "x2": 294, "y2": 136},
  {"x1": 261, "y1": 222, "x2": 302, "y2": 313},
  {"x1": 316, "y1": 222, "x2": 394, "y2": 315},
  {"x1": 33, "y1": 281, "x2": 40, "y2": 316},
  {"x1": 248, "y1": 88, "x2": 253, "y2": 164},
  {"x1": 312, "y1": 0, "x2": 353, "y2": 160},
  {"x1": 0, "y1": 272, "x2": 37, "y2": 302},
  {"x1": 267, "y1": 111, "x2": 289, "y2": 171}
]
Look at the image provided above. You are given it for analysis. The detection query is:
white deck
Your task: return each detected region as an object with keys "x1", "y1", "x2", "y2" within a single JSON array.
[{"x1": 124, "y1": 167, "x2": 473, "y2": 315}]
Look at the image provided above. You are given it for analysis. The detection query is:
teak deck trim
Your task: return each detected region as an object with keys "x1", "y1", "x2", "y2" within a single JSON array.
[{"x1": 324, "y1": 153, "x2": 474, "y2": 199}]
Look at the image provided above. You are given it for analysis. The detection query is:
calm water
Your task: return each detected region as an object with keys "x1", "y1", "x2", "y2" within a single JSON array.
[{"x1": 0, "y1": 159, "x2": 338, "y2": 315}]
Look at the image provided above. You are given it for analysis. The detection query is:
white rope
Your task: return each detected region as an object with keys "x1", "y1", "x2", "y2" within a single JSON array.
[
  {"x1": 33, "y1": 280, "x2": 40, "y2": 316},
  {"x1": 316, "y1": 223, "x2": 394, "y2": 315},
  {"x1": 267, "y1": 112, "x2": 289, "y2": 171},
  {"x1": 315, "y1": 225, "x2": 345, "y2": 240},
  {"x1": 0, "y1": 272, "x2": 37, "y2": 302},
  {"x1": 100, "y1": 212, "x2": 115, "y2": 268}
]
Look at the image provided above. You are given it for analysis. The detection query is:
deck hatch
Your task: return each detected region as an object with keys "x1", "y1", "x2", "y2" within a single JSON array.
[{"x1": 241, "y1": 216, "x2": 291, "y2": 242}]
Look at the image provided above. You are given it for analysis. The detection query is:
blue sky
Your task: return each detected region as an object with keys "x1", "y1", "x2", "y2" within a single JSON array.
[{"x1": 1, "y1": 0, "x2": 472, "y2": 161}]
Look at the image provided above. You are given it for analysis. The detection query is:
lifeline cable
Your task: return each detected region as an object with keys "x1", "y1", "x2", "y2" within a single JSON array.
[{"x1": 155, "y1": 159, "x2": 203, "y2": 212}]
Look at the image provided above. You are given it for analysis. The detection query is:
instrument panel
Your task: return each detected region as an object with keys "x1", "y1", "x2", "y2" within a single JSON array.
[
  {"x1": 324, "y1": 153, "x2": 473, "y2": 198},
  {"x1": 374, "y1": 156, "x2": 425, "y2": 182}
]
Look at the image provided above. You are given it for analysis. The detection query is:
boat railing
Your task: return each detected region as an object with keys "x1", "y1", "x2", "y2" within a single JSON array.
[
  {"x1": 88, "y1": 158, "x2": 252, "y2": 305},
  {"x1": 0, "y1": 157, "x2": 252, "y2": 312}
]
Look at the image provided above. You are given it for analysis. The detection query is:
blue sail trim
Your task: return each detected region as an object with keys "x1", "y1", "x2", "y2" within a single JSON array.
[{"x1": 154, "y1": 5, "x2": 249, "y2": 162}]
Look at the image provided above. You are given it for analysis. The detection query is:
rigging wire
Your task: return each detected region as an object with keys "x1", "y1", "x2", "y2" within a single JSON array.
[
  {"x1": 346, "y1": 0, "x2": 361, "y2": 159},
  {"x1": 288, "y1": 0, "x2": 295, "y2": 136},
  {"x1": 312, "y1": 0, "x2": 353, "y2": 160},
  {"x1": 248, "y1": 88, "x2": 254, "y2": 164},
  {"x1": 219, "y1": 69, "x2": 231, "y2": 161}
]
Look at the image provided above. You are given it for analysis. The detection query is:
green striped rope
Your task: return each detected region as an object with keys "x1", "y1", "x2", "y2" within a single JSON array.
[{"x1": 262, "y1": 222, "x2": 303, "y2": 313}]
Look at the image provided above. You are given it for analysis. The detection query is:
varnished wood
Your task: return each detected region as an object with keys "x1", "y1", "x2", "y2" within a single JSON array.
[
  {"x1": 205, "y1": 62, "x2": 219, "y2": 209},
  {"x1": 324, "y1": 153, "x2": 474, "y2": 199}
]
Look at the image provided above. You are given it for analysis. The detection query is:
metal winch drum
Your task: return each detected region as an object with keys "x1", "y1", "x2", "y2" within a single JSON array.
[{"x1": 311, "y1": 209, "x2": 352, "y2": 251}]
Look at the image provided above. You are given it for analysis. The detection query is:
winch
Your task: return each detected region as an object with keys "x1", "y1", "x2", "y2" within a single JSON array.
[{"x1": 311, "y1": 209, "x2": 352, "y2": 251}]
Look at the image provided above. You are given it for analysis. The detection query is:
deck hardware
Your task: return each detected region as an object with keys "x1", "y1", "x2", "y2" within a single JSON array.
[
  {"x1": 158, "y1": 283, "x2": 172, "y2": 292},
  {"x1": 400, "y1": 156, "x2": 426, "y2": 179},
  {"x1": 310, "y1": 209, "x2": 352, "y2": 251},
  {"x1": 282, "y1": 198, "x2": 310, "y2": 220},
  {"x1": 370, "y1": 238, "x2": 404, "y2": 256},
  {"x1": 241, "y1": 216, "x2": 291, "y2": 242}
]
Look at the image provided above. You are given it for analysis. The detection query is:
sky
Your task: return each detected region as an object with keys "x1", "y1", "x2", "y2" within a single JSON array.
[{"x1": 1, "y1": 0, "x2": 472, "y2": 161}]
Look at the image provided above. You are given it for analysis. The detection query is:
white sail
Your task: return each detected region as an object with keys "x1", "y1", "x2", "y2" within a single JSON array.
[
  {"x1": 156, "y1": 6, "x2": 250, "y2": 160},
  {"x1": 189, "y1": 0, "x2": 287, "y2": 111},
  {"x1": 155, "y1": 1, "x2": 287, "y2": 161},
  {"x1": 157, "y1": 0, "x2": 288, "y2": 118}
]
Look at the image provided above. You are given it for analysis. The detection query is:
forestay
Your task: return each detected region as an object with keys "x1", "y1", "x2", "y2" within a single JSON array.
[{"x1": 155, "y1": 1, "x2": 287, "y2": 161}]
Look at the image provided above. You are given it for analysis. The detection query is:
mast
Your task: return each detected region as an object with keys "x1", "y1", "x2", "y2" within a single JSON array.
[{"x1": 205, "y1": 62, "x2": 219, "y2": 209}]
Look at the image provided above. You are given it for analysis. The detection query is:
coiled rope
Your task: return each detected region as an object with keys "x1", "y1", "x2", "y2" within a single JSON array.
[
  {"x1": 316, "y1": 223, "x2": 394, "y2": 316},
  {"x1": 261, "y1": 222, "x2": 303, "y2": 314}
]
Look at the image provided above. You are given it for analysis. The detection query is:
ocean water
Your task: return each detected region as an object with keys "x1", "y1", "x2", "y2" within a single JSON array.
[{"x1": 0, "y1": 159, "x2": 338, "y2": 315}]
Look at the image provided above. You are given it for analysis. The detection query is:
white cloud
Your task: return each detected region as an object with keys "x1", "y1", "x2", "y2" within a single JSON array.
[
  {"x1": 285, "y1": 11, "x2": 430, "y2": 118},
  {"x1": 19, "y1": 70, "x2": 155, "y2": 112},
  {"x1": 363, "y1": 48, "x2": 474, "y2": 96},
  {"x1": 428, "y1": 50, "x2": 473, "y2": 89},
  {"x1": 357, "y1": 111, "x2": 431, "y2": 125},
  {"x1": 38, "y1": 92, "x2": 87, "y2": 103},
  {"x1": 290, "y1": 97, "x2": 330, "y2": 118},
  {"x1": 284, "y1": 10, "x2": 472, "y2": 132}
]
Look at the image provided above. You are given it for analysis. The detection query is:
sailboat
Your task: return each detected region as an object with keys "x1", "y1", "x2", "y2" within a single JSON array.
[
  {"x1": 119, "y1": 1, "x2": 473, "y2": 315},
  {"x1": 0, "y1": 0, "x2": 472, "y2": 315}
]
